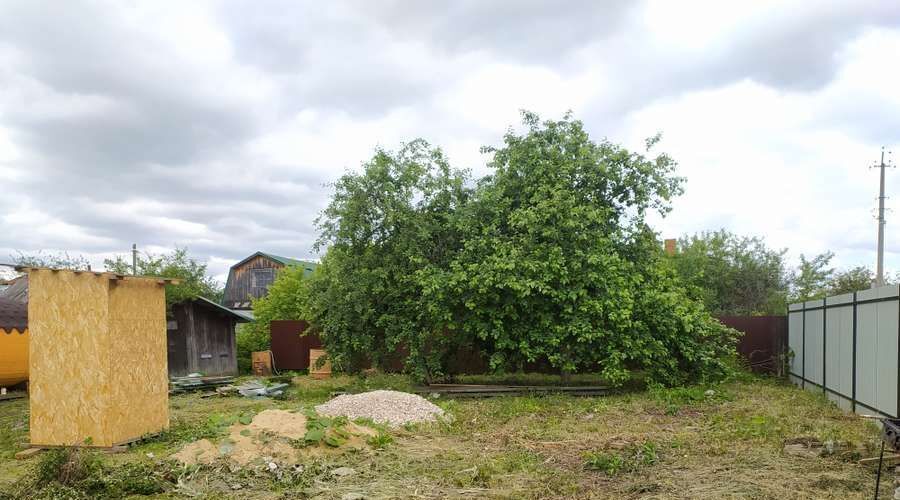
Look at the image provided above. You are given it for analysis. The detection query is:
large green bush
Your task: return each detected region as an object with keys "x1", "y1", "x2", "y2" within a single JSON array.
[
  {"x1": 299, "y1": 112, "x2": 737, "y2": 385},
  {"x1": 236, "y1": 265, "x2": 311, "y2": 372}
]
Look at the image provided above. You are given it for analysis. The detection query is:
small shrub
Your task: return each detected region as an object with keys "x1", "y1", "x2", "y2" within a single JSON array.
[
  {"x1": 20, "y1": 448, "x2": 167, "y2": 499},
  {"x1": 366, "y1": 432, "x2": 394, "y2": 449},
  {"x1": 584, "y1": 441, "x2": 659, "y2": 475},
  {"x1": 36, "y1": 448, "x2": 102, "y2": 487},
  {"x1": 294, "y1": 411, "x2": 351, "y2": 448}
]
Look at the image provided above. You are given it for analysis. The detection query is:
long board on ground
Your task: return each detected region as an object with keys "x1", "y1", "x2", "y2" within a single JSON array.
[{"x1": 412, "y1": 384, "x2": 610, "y2": 398}]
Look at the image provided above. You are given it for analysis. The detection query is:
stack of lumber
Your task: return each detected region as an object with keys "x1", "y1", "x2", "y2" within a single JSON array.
[{"x1": 170, "y1": 374, "x2": 235, "y2": 393}]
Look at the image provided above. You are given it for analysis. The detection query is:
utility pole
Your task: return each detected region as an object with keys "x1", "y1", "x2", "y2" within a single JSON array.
[
  {"x1": 873, "y1": 148, "x2": 894, "y2": 287},
  {"x1": 132, "y1": 243, "x2": 138, "y2": 276}
]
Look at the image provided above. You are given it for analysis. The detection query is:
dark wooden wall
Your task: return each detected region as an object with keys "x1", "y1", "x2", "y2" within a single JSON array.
[
  {"x1": 167, "y1": 302, "x2": 238, "y2": 377},
  {"x1": 223, "y1": 255, "x2": 284, "y2": 309}
]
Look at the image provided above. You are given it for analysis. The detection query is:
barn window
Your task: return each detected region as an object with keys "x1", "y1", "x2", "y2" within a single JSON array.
[{"x1": 251, "y1": 268, "x2": 275, "y2": 292}]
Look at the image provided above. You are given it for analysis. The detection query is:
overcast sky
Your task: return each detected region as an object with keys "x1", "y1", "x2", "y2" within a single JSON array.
[{"x1": 1, "y1": 1, "x2": 899, "y2": 283}]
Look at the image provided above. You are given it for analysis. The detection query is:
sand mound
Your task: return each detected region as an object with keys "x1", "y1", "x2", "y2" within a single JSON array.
[
  {"x1": 171, "y1": 409, "x2": 377, "y2": 466},
  {"x1": 246, "y1": 409, "x2": 310, "y2": 440},
  {"x1": 315, "y1": 390, "x2": 445, "y2": 427},
  {"x1": 171, "y1": 439, "x2": 219, "y2": 466}
]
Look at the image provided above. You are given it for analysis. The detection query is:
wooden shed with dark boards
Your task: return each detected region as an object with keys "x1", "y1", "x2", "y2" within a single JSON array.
[
  {"x1": 222, "y1": 252, "x2": 317, "y2": 314},
  {"x1": 167, "y1": 297, "x2": 250, "y2": 377}
]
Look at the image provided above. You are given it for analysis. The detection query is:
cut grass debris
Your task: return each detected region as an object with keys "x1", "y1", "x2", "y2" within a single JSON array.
[{"x1": 0, "y1": 373, "x2": 891, "y2": 499}]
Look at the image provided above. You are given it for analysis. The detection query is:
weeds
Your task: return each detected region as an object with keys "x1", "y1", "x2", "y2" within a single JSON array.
[
  {"x1": 649, "y1": 384, "x2": 732, "y2": 414},
  {"x1": 583, "y1": 441, "x2": 659, "y2": 475},
  {"x1": 366, "y1": 432, "x2": 394, "y2": 449},
  {"x1": 10, "y1": 448, "x2": 169, "y2": 499},
  {"x1": 153, "y1": 410, "x2": 257, "y2": 444},
  {"x1": 294, "y1": 411, "x2": 352, "y2": 448}
]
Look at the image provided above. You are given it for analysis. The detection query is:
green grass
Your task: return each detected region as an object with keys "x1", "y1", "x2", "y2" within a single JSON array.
[{"x1": 0, "y1": 373, "x2": 890, "y2": 499}]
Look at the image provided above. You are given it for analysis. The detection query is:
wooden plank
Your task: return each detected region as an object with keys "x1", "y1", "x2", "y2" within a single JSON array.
[
  {"x1": 413, "y1": 384, "x2": 610, "y2": 398},
  {"x1": 15, "y1": 448, "x2": 42, "y2": 460},
  {"x1": 859, "y1": 454, "x2": 900, "y2": 465},
  {"x1": 0, "y1": 392, "x2": 26, "y2": 402}
]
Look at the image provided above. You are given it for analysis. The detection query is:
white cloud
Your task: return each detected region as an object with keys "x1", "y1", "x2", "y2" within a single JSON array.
[{"x1": 0, "y1": 0, "x2": 899, "y2": 281}]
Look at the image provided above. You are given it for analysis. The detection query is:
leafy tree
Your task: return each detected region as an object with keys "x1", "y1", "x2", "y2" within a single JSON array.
[
  {"x1": 443, "y1": 112, "x2": 736, "y2": 385},
  {"x1": 103, "y1": 247, "x2": 221, "y2": 308},
  {"x1": 790, "y1": 252, "x2": 834, "y2": 302},
  {"x1": 236, "y1": 265, "x2": 311, "y2": 372},
  {"x1": 827, "y1": 266, "x2": 872, "y2": 295},
  {"x1": 307, "y1": 112, "x2": 738, "y2": 386},
  {"x1": 671, "y1": 230, "x2": 789, "y2": 315},
  {"x1": 10, "y1": 250, "x2": 91, "y2": 270},
  {"x1": 306, "y1": 139, "x2": 472, "y2": 380}
]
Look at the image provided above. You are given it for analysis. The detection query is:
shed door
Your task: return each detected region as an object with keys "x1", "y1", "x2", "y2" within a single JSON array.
[{"x1": 167, "y1": 316, "x2": 189, "y2": 377}]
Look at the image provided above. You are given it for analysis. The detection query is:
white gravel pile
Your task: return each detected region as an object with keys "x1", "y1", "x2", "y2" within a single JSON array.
[{"x1": 315, "y1": 389, "x2": 445, "y2": 427}]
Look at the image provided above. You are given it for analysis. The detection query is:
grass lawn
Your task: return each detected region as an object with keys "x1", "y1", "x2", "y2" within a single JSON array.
[{"x1": 0, "y1": 374, "x2": 890, "y2": 499}]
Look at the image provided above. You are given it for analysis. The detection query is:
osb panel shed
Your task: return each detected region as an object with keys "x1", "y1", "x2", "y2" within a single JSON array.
[{"x1": 25, "y1": 268, "x2": 174, "y2": 447}]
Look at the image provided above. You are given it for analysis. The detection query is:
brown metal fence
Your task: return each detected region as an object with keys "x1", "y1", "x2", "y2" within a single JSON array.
[
  {"x1": 269, "y1": 320, "x2": 321, "y2": 371},
  {"x1": 718, "y1": 315, "x2": 787, "y2": 374},
  {"x1": 269, "y1": 316, "x2": 787, "y2": 375}
]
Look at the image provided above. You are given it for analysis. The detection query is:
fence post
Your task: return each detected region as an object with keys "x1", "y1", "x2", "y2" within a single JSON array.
[
  {"x1": 801, "y1": 303, "x2": 806, "y2": 389},
  {"x1": 852, "y1": 292, "x2": 857, "y2": 413},
  {"x1": 823, "y1": 300, "x2": 827, "y2": 396}
]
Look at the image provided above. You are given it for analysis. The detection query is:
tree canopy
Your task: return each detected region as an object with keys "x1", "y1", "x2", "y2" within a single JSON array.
[
  {"x1": 301, "y1": 112, "x2": 738, "y2": 386},
  {"x1": 104, "y1": 247, "x2": 221, "y2": 307},
  {"x1": 827, "y1": 266, "x2": 873, "y2": 296},
  {"x1": 10, "y1": 250, "x2": 91, "y2": 271},
  {"x1": 671, "y1": 230, "x2": 789, "y2": 315},
  {"x1": 789, "y1": 252, "x2": 835, "y2": 302}
]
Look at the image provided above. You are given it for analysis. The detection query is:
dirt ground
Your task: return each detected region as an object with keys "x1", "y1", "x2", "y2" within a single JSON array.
[{"x1": 0, "y1": 374, "x2": 891, "y2": 499}]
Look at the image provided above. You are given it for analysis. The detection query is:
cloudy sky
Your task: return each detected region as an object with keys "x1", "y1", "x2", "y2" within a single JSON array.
[{"x1": 1, "y1": 1, "x2": 899, "y2": 283}]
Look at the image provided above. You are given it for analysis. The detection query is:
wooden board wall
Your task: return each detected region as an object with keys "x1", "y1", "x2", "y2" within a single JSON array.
[
  {"x1": 28, "y1": 270, "x2": 168, "y2": 447},
  {"x1": 167, "y1": 301, "x2": 237, "y2": 377},
  {"x1": 223, "y1": 255, "x2": 283, "y2": 308}
]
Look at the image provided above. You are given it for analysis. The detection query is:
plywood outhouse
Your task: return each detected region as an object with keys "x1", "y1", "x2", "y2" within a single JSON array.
[{"x1": 23, "y1": 267, "x2": 177, "y2": 447}]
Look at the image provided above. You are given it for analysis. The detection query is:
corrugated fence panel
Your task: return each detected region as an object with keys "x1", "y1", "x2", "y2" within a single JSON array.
[
  {"x1": 875, "y1": 300, "x2": 898, "y2": 416},
  {"x1": 803, "y1": 306, "x2": 824, "y2": 388},
  {"x1": 788, "y1": 311, "x2": 804, "y2": 382},
  {"x1": 824, "y1": 304, "x2": 853, "y2": 397},
  {"x1": 855, "y1": 301, "x2": 878, "y2": 410}
]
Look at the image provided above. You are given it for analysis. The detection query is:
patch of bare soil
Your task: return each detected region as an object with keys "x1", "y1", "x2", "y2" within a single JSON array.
[{"x1": 171, "y1": 409, "x2": 377, "y2": 467}]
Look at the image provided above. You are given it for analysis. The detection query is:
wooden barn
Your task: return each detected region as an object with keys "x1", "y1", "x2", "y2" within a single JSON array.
[
  {"x1": 222, "y1": 252, "x2": 317, "y2": 315},
  {"x1": 167, "y1": 297, "x2": 250, "y2": 377}
]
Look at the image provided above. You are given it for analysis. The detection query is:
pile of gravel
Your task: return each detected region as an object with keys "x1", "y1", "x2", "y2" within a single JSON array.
[{"x1": 315, "y1": 389, "x2": 445, "y2": 427}]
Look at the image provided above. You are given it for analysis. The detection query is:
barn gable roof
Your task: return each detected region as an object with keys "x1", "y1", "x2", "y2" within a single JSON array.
[{"x1": 229, "y1": 252, "x2": 318, "y2": 273}]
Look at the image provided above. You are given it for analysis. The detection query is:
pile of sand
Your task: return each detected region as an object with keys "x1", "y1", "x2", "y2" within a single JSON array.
[
  {"x1": 316, "y1": 390, "x2": 445, "y2": 427},
  {"x1": 172, "y1": 409, "x2": 377, "y2": 466}
]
